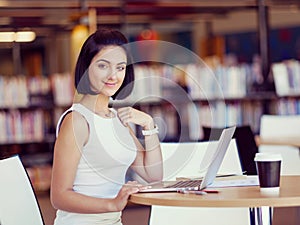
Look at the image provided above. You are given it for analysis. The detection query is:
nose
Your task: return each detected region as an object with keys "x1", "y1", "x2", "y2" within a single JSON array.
[{"x1": 107, "y1": 67, "x2": 118, "y2": 79}]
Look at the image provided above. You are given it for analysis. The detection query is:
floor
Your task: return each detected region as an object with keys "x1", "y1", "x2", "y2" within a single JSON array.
[{"x1": 37, "y1": 192, "x2": 57, "y2": 225}]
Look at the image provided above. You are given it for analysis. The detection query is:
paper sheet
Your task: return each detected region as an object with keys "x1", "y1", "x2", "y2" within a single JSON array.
[{"x1": 210, "y1": 175, "x2": 259, "y2": 188}]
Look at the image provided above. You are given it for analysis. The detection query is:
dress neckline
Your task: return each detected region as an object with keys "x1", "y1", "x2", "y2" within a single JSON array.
[{"x1": 73, "y1": 103, "x2": 116, "y2": 120}]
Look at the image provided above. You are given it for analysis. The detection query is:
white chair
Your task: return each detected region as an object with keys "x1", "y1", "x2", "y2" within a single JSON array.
[
  {"x1": 259, "y1": 145, "x2": 300, "y2": 175},
  {"x1": 259, "y1": 114, "x2": 300, "y2": 175},
  {"x1": 260, "y1": 114, "x2": 300, "y2": 141},
  {"x1": 149, "y1": 140, "x2": 250, "y2": 225},
  {"x1": 161, "y1": 140, "x2": 243, "y2": 181},
  {"x1": 0, "y1": 155, "x2": 44, "y2": 225},
  {"x1": 259, "y1": 115, "x2": 300, "y2": 225}
]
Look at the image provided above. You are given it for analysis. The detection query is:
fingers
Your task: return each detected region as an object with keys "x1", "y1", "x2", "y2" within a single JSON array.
[
  {"x1": 117, "y1": 107, "x2": 152, "y2": 128},
  {"x1": 124, "y1": 181, "x2": 142, "y2": 190},
  {"x1": 114, "y1": 183, "x2": 140, "y2": 211},
  {"x1": 114, "y1": 181, "x2": 151, "y2": 211},
  {"x1": 117, "y1": 107, "x2": 133, "y2": 126},
  {"x1": 125, "y1": 180, "x2": 139, "y2": 185},
  {"x1": 124, "y1": 181, "x2": 151, "y2": 192},
  {"x1": 118, "y1": 107, "x2": 130, "y2": 126}
]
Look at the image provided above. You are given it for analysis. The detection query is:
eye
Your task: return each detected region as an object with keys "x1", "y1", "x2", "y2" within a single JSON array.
[
  {"x1": 97, "y1": 63, "x2": 108, "y2": 69},
  {"x1": 117, "y1": 65, "x2": 126, "y2": 71}
]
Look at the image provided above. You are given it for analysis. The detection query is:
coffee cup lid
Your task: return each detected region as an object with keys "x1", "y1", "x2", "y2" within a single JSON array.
[{"x1": 254, "y1": 153, "x2": 282, "y2": 161}]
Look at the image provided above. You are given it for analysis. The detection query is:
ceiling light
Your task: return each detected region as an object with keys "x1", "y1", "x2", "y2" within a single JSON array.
[
  {"x1": 0, "y1": 31, "x2": 36, "y2": 42},
  {"x1": 0, "y1": 32, "x2": 15, "y2": 42},
  {"x1": 15, "y1": 31, "x2": 36, "y2": 42}
]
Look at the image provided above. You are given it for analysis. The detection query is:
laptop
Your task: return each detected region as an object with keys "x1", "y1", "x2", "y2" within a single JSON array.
[{"x1": 139, "y1": 126, "x2": 236, "y2": 192}]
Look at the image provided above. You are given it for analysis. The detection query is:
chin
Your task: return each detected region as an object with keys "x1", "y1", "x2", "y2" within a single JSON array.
[{"x1": 102, "y1": 91, "x2": 117, "y2": 97}]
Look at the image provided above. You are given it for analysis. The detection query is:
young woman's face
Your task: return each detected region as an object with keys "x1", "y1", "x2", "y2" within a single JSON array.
[{"x1": 88, "y1": 45, "x2": 127, "y2": 97}]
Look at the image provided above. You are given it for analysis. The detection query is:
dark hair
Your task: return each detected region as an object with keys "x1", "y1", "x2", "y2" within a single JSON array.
[{"x1": 75, "y1": 27, "x2": 134, "y2": 100}]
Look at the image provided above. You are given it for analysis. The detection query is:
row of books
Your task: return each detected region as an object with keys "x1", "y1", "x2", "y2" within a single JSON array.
[
  {"x1": 50, "y1": 73, "x2": 74, "y2": 106},
  {"x1": 130, "y1": 63, "x2": 259, "y2": 102},
  {"x1": 188, "y1": 101, "x2": 263, "y2": 140},
  {"x1": 3, "y1": 60, "x2": 300, "y2": 108},
  {"x1": 0, "y1": 109, "x2": 45, "y2": 144},
  {"x1": 272, "y1": 60, "x2": 300, "y2": 97},
  {"x1": 125, "y1": 65, "x2": 162, "y2": 103},
  {"x1": 139, "y1": 100, "x2": 264, "y2": 141},
  {"x1": 28, "y1": 76, "x2": 51, "y2": 95},
  {"x1": 185, "y1": 64, "x2": 249, "y2": 99},
  {"x1": 270, "y1": 98, "x2": 300, "y2": 115},
  {"x1": 0, "y1": 73, "x2": 73, "y2": 108},
  {"x1": 132, "y1": 60, "x2": 300, "y2": 101},
  {"x1": 0, "y1": 76, "x2": 29, "y2": 107}
]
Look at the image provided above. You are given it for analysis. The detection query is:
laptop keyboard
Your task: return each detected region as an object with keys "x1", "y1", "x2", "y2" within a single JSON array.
[{"x1": 166, "y1": 180, "x2": 202, "y2": 188}]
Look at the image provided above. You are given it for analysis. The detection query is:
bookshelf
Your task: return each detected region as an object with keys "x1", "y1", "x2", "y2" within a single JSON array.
[
  {"x1": 269, "y1": 59, "x2": 300, "y2": 116},
  {"x1": 3, "y1": 60, "x2": 299, "y2": 155},
  {"x1": 0, "y1": 73, "x2": 73, "y2": 191},
  {"x1": 1, "y1": 61, "x2": 299, "y2": 192},
  {"x1": 115, "y1": 63, "x2": 277, "y2": 142},
  {"x1": 1, "y1": 59, "x2": 298, "y2": 191},
  {"x1": 118, "y1": 60, "x2": 300, "y2": 141},
  {"x1": 136, "y1": 60, "x2": 300, "y2": 142},
  {"x1": 0, "y1": 74, "x2": 73, "y2": 147}
]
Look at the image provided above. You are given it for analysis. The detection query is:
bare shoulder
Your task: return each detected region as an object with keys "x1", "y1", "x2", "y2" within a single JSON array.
[{"x1": 58, "y1": 111, "x2": 89, "y2": 141}]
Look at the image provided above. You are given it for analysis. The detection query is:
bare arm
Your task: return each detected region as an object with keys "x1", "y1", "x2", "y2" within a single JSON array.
[
  {"x1": 117, "y1": 107, "x2": 163, "y2": 183},
  {"x1": 50, "y1": 112, "x2": 140, "y2": 213}
]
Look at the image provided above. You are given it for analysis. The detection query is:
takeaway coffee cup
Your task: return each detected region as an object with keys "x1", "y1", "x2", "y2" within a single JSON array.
[{"x1": 254, "y1": 153, "x2": 282, "y2": 195}]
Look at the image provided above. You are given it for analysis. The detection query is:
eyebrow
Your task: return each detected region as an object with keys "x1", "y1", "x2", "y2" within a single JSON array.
[{"x1": 96, "y1": 59, "x2": 127, "y2": 65}]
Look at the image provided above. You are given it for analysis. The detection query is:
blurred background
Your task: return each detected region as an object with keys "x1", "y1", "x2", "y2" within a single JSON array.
[{"x1": 1, "y1": 1, "x2": 300, "y2": 224}]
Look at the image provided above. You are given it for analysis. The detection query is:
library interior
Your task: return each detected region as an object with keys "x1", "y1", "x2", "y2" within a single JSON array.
[{"x1": 1, "y1": 1, "x2": 300, "y2": 225}]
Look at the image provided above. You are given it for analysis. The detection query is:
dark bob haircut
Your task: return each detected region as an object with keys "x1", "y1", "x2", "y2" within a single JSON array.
[{"x1": 75, "y1": 27, "x2": 134, "y2": 100}]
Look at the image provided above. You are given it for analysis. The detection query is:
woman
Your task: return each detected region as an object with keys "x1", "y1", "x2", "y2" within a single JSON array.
[{"x1": 51, "y1": 27, "x2": 163, "y2": 225}]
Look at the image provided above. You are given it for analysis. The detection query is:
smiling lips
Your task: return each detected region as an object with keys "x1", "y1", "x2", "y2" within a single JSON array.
[{"x1": 104, "y1": 81, "x2": 117, "y2": 87}]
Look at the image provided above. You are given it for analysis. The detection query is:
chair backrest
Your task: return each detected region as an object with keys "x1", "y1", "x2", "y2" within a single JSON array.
[
  {"x1": 149, "y1": 141, "x2": 248, "y2": 225},
  {"x1": 260, "y1": 114, "x2": 300, "y2": 140},
  {"x1": 259, "y1": 114, "x2": 300, "y2": 175},
  {"x1": 202, "y1": 125, "x2": 258, "y2": 175},
  {"x1": 160, "y1": 139, "x2": 243, "y2": 181},
  {"x1": 0, "y1": 155, "x2": 44, "y2": 225}
]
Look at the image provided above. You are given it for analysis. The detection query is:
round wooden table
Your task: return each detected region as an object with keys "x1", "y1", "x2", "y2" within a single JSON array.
[{"x1": 130, "y1": 176, "x2": 300, "y2": 225}]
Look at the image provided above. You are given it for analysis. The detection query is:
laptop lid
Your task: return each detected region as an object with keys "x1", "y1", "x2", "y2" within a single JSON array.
[
  {"x1": 199, "y1": 126, "x2": 236, "y2": 190},
  {"x1": 139, "y1": 126, "x2": 236, "y2": 192}
]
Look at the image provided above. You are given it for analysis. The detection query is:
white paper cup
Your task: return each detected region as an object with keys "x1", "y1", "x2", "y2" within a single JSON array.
[{"x1": 254, "y1": 153, "x2": 282, "y2": 196}]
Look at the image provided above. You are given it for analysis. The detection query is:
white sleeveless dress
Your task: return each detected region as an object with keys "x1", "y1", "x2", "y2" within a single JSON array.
[{"x1": 53, "y1": 103, "x2": 137, "y2": 225}]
